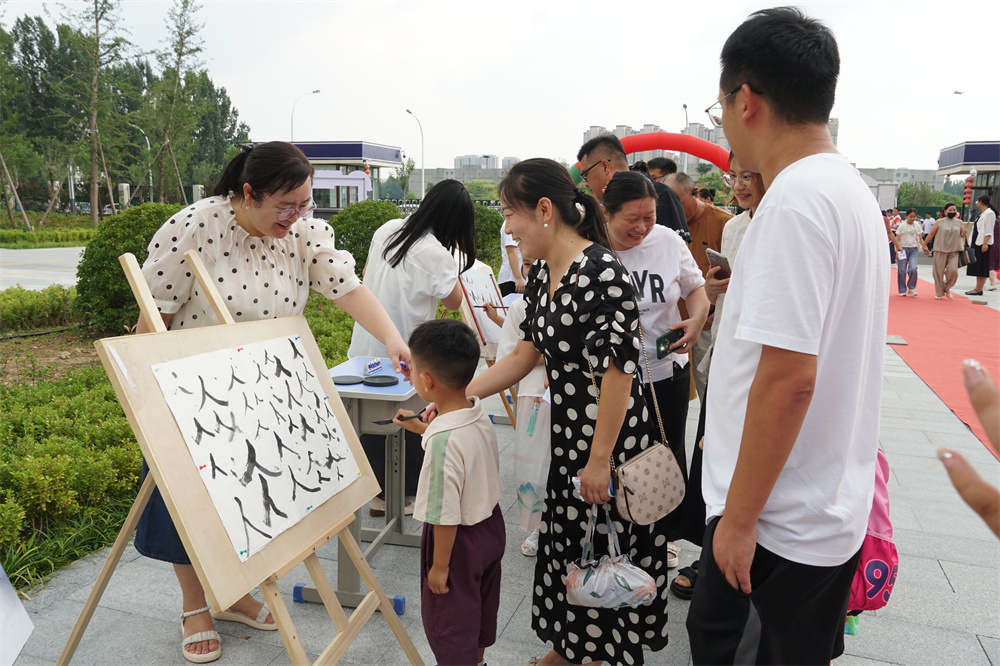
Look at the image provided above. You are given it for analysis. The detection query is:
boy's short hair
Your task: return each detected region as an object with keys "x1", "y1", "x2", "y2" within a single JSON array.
[{"x1": 409, "y1": 319, "x2": 479, "y2": 390}]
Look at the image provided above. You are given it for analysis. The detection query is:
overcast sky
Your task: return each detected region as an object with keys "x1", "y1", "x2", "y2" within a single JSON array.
[{"x1": 4, "y1": 0, "x2": 999, "y2": 174}]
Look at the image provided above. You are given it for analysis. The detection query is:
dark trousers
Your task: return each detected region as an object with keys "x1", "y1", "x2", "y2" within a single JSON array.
[
  {"x1": 421, "y1": 505, "x2": 505, "y2": 665},
  {"x1": 361, "y1": 430, "x2": 424, "y2": 496},
  {"x1": 687, "y1": 516, "x2": 860, "y2": 665}
]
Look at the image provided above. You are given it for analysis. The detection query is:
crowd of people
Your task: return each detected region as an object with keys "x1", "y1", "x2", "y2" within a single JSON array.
[{"x1": 129, "y1": 7, "x2": 997, "y2": 666}]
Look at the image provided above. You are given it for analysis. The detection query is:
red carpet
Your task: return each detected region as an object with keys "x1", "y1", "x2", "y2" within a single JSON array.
[{"x1": 886, "y1": 272, "x2": 1000, "y2": 460}]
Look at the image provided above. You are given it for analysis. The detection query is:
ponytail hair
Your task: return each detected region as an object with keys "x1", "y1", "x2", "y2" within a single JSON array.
[
  {"x1": 498, "y1": 158, "x2": 610, "y2": 249},
  {"x1": 212, "y1": 141, "x2": 314, "y2": 200}
]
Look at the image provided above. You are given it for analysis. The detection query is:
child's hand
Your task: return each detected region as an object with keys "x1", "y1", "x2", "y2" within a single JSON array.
[
  {"x1": 483, "y1": 303, "x2": 505, "y2": 327},
  {"x1": 393, "y1": 409, "x2": 427, "y2": 434},
  {"x1": 422, "y1": 402, "x2": 439, "y2": 424},
  {"x1": 427, "y1": 564, "x2": 450, "y2": 594}
]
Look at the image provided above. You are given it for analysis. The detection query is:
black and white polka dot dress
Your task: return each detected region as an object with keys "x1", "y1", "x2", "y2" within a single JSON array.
[
  {"x1": 519, "y1": 244, "x2": 670, "y2": 665},
  {"x1": 141, "y1": 196, "x2": 361, "y2": 328}
]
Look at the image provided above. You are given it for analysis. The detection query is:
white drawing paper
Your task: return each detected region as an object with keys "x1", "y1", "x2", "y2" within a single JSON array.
[
  {"x1": 460, "y1": 269, "x2": 504, "y2": 344},
  {"x1": 152, "y1": 336, "x2": 360, "y2": 562}
]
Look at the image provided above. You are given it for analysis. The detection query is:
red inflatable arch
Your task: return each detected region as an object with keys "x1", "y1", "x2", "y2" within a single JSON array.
[{"x1": 570, "y1": 131, "x2": 730, "y2": 184}]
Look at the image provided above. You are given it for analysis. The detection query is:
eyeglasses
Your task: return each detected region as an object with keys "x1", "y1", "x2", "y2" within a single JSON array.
[
  {"x1": 722, "y1": 172, "x2": 755, "y2": 189},
  {"x1": 579, "y1": 159, "x2": 606, "y2": 182},
  {"x1": 258, "y1": 192, "x2": 316, "y2": 221},
  {"x1": 705, "y1": 84, "x2": 761, "y2": 128}
]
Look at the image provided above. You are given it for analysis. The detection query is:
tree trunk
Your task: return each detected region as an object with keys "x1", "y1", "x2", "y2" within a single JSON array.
[
  {"x1": 1, "y1": 176, "x2": 14, "y2": 228},
  {"x1": 0, "y1": 149, "x2": 35, "y2": 231}
]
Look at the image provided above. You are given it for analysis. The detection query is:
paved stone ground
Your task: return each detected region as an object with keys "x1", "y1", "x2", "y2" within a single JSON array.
[{"x1": 11, "y1": 260, "x2": 1000, "y2": 665}]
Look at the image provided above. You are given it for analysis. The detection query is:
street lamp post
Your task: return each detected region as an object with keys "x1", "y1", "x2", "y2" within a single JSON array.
[
  {"x1": 128, "y1": 123, "x2": 153, "y2": 202},
  {"x1": 291, "y1": 90, "x2": 320, "y2": 141},
  {"x1": 406, "y1": 109, "x2": 425, "y2": 199},
  {"x1": 682, "y1": 104, "x2": 689, "y2": 176}
]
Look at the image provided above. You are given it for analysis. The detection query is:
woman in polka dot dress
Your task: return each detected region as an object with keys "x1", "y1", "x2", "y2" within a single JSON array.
[
  {"x1": 133, "y1": 142, "x2": 410, "y2": 664},
  {"x1": 467, "y1": 159, "x2": 670, "y2": 665}
]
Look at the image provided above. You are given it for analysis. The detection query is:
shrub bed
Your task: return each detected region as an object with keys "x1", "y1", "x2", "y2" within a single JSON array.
[
  {"x1": 328, "y1": 200, "x2": 402, "y2": 275},
  {"x1": 0, "y1": 285, "x2": 83, "y2": 333}
]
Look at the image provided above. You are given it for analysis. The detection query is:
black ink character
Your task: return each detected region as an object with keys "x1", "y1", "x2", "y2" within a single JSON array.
[
  {"x1": 209, "y1": 453, "x2": 227, "y2": 479},
  {"x1": 299, "y1": 414, "x2": 315, "y2": 442},
  {"x1": 198, "y1": 375, "x2": 228, "y2": 410},
  {"x1": 228, "y1": 368, "x2": 246, "y2": 390},
  {"x1": 288, "y1": 467, "x2": 320, "y2": 501},
  {"x1": 274, "y1": 355, "x2": 292, "y2": 379},
  {"x1": 286, "y1": 381, "x2": 302, "y2": 409},
  {"x1": 193, "y1": 417, "x2": 215, "y2": 445},
  {"x1": 215, "y1": 411, "x2": 238, "y2": 442},
  {"x1": 234, "y1": 496, "x2": 272, "y2": 551},
  {"x1": 274, "y1": 432, "x2": 300, "y2": 461},
  {"x1": 316, "y1": 470, "x2": 330, "y2": 484},
  {"x1": 254, "y1": 421, "x2": 270, "y2": 439},
  {"x1": 239, "y1": 439, "x2": 280, "y2": 487},
  {"x1": 288, "y1": 338, "x2": 304, "y2": 359},
  {"x1": 258, "y1": 474, "x2": 288, "y2": 527},
  {"x1": 324, "y1": 448, "x2": 344, "y2": 469},
  {"x1": 254, "y1": 362, "x2": 267, "y2": 384}
]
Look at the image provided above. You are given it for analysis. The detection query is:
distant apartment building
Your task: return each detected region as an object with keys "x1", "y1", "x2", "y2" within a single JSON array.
[
  {"x1": 502, "y1": 156, "x2": 520, "y2": 170},
  {"x1": 857, "y1": 167, "x2": 944, "y2": 191},
  {"x1": 582, "y1": 123, "x2": 728, "y2": 177},
  {"x1": 454, "y1": 154, "x2": 498, "y2": 169}
]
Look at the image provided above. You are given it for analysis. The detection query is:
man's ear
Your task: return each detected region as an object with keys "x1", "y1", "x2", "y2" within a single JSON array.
[{"x1": 740, "y1": 83, "x2": 765, "y2": 125}]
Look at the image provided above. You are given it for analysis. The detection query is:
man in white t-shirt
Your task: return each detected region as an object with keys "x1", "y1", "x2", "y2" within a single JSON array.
[
  {"x1": 496, "y1": 226, "x2": 523, "y2": 296},
  {"x1": 687, "y1": 8, "x2": 888, "y2": 665}
]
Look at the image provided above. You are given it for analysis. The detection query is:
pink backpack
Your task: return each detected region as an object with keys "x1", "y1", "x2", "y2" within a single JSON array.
[{"x1": 848, "y1": 447, "x2": 898, "y2": 613}]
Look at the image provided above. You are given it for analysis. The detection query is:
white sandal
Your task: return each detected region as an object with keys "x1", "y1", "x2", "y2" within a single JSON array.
[
  {"x1": 666, "y1": 542, "x2": 680, "y2": 569},
  {"x1": 181, "y1": 606, "x2": 221, "y2": 664},
  {"x1": 215, "y1": 601, "x2": 277, "y2": 630},
  {"x1": 520, "y1": 529, "x2": 540, "y2": 557}
]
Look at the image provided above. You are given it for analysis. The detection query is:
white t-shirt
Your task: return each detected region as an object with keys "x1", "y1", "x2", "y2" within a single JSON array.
[
  {"x1": 896, "y1": 221, "x2": 923, "y2": 248},
  {"x1": 614, "y1": 225, "x2": 704, "y2": 382},
  {"x1": 348, "y1": 217, "x2": 458, "y2": 358},
  {"x1": 922, "y1": 217, "x2": 935, "y2": 235},
  {"x1": 497, "y1": 227, "x2": 521, "y2": 285},
  {"x1": 976, "y1": 208, "x2": 996, "y2": 245},
  {"x1": 704, "y1": 153, "x2": 888, "y2": 567}
]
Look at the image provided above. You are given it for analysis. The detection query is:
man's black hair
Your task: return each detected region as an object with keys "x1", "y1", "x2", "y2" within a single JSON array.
[
  {"x1": 577, "y1": 134, "x2": 627, "y2": 163},
  {"x1": 647, "y1": 157, "x2": 677, "y2": 175},
  {"x1": 408, "y1": 319, "x2": 479, "y2": 390},
  {"x1": 720, "y1": 6, "x2": 839, "y2": 125}
]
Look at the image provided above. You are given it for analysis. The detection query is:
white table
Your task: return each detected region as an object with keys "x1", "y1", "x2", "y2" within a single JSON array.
[{"x1": 298, "y1": 357, "x2": 423, "y2": 607}]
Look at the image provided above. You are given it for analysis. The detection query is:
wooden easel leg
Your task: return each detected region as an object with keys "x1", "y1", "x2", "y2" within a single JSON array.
[
  {"x1": 260, "y1": 576, "x2": 311, "y2": 666},
  {"x1": 499, "y1": 388, "x2": 517, "y2": 429},
  {"x1": 337, "y1": 525, "x2": 424, "y2": 665},
  {"x1": 303, "y1": 553, "x2": 349, "y2": 632},
  {"x1": 56, "y1": 475, "x2": 156, "y2": 666}
]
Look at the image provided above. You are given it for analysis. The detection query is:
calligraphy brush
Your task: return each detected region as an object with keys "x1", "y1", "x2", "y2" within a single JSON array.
[{"x1": 372, "y1": 407, "x2": 426, "y2": 426}]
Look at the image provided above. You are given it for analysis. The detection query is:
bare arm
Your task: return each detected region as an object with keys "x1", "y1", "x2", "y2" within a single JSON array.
[
  {"x1": 506, "y1": 246, "x2": 525, "y2": 292},
  {"x1": 441, "y1": 280, "x2": 464, "y2": 311},
  {"x1": 427, "y1": 524, "x2": 457, "y2": 594},
  {"x1": 135, "y1": 312, "x2": 174, "y2": 334},
  {"x1": 713, "y1": 345, "x2": 817, "y2": 593},
  {"x1": 580, "y1": 363, "x2": 633, "y2": 505},
  {"x1": 922, "y1": 220, "x2": 940, "y2": 253},
  {"x1": 335, "y1": 286, "x2": 410, "y2": 374},
  {"x1": 673, "y1": 286, "x2": 710, "y2": 350},
  {"x1": 467, "y1": 339, "x2": 540, "y2": 397}
]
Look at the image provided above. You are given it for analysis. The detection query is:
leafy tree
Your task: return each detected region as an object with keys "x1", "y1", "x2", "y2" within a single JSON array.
[
  {"x1": 395, "y1": 157, "x2": 415, "y2": 197},
  {"x1": 897, "y1": 181, "x2": 961, "y2": 209},
  {"x1": 464, "y1": 180, "x2": 497, "y2": 200},
  {"x1": 696, "y1": 162, "x2": 713, "y2": 176},
  {"x1": 381, "y1": 177, "x2": 404, "y2": 200}
]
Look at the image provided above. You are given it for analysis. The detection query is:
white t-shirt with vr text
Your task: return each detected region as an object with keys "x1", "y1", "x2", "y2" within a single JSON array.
[{"x1": 704, "y1": 152, "x2": 889, "y2": 567}]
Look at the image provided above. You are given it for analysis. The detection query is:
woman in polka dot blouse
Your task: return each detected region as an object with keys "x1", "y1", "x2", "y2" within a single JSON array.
[
  {"x1": 466, "y1": 159, "x2": 671, "y2": 665},
  {"x1": 133, "y1": 141, "x2": 409, "y2": 664}
]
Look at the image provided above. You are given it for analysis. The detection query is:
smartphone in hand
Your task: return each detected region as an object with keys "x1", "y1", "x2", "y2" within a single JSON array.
[
  {"x1": 706, "y1": 248, "x2": 731, "y2": 279},
  {"x1": 656, "y1": 329, "x2": 685, "y2": 359}
]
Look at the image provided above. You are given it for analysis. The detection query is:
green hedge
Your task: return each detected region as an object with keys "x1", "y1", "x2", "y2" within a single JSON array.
[
  {"x1": 328, "y1": 200, "x2": 402, "y2": 276},
  {"x1": 0, "y1": 285, "x2": 82, "y2": 333},
  {"x1": 0, "y1": 366, "x2": 139, "y2": 590},
  {"x1": 75, "y1": 203, "x2": 184, "y2": 335},
  {"x1": 474, "y1": 203, "x2": 504, "y2": 271},
  {"x1": 0, "y1": 228, "x2": 97, "y2": 247}
]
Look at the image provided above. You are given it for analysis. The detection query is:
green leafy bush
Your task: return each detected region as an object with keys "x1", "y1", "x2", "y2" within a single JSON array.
[
  {"x1": 303, "y1": 291, "x2": 356, "y2": 368},
  {"x1": 328, "y1": 200, "x2": 402, "y2": 275},
  {"x1": 0, "y1": 285, "x2": 82, "y2": 333},
  {"x1": 0, "y1": 365, "x2": 139, "y2": 589},
  {"x1": 0, "y1": 228, "x2": 98, "y2": 247},
  {"x1": 75, "y1": 202, "x2": 183, "y2": 335},
  {"x1": 474, "y1": 203, "x2": 504, "y2": 272}
]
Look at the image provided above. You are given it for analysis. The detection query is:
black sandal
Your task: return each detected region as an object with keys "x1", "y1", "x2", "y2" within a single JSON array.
[{"x1": 670, "y1": 564, "x2": 698, "y2": 600}]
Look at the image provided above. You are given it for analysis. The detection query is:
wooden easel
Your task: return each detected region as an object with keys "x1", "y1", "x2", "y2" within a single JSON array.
[
  {"x1": 57, "y1": 251, "x2": 423, "y2": 666},
  {"x1": 456, "y1": 261, "x2": 517, "y2": 428}
]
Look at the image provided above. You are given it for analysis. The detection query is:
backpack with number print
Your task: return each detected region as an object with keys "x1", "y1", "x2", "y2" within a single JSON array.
[{"x1": 848, "y1": 447, "x2": 898, "y2": 614}]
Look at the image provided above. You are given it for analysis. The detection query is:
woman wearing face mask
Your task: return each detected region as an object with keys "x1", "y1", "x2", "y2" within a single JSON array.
[{"x1": 922, "y1": 202, "x2": 966, "y2": 299}]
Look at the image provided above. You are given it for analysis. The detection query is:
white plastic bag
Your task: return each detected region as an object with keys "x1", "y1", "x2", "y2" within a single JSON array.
[{"x1": 566, "y1": 504, "x2": 657, "y2": 609}]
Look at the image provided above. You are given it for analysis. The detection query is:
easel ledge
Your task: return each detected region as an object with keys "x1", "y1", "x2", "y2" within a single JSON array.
[{"x1": 57, "y1": 251, "x2": 423, "y2": 665}]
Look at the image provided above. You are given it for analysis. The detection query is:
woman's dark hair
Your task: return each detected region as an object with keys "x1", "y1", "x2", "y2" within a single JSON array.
[
  {"x1": 699, "y1": 188, "x2": 716, "y2": 201},
  {"x1": 498, "y1": 158, "x2": 610, "y2": 249},
  {"x1": 943, "y1": 203, "x2": 958, "y2": 212},
  {"x1": 977, "y1": 194, "x2": 991, "y2": 206},
  {"x1": 383, "y1": 179, "x2": 476, "y2": 273},
  {"x1": 212, "y1": 142, "x2": 314, "y2": 199},
  {"x1": 629, "y1": 160, "x2": 650, "y2": 176},
  {"x1": 906, "y1": 208, "x2": 918, "y2": 216},
  {"x1": 603, "y1": 171, "x2": 657, "y2": 217}
]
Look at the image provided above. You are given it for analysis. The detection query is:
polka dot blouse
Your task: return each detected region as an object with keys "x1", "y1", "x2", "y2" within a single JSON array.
[{"x1": 141, "y1": 196, "x2": 361, "y2": 330}]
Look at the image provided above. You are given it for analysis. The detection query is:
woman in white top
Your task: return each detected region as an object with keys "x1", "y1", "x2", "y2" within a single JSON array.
[
  {"x1": 601, "y1": 171, "x2": 710, "y2": 569},
  {"x1": 348, "y1": 179, "x2": 477, "y2": 510},
  {"x1": 965, "y1": 195, "x2": 997, "y2": 296},
  {"x1": 895, "y1": 208, "x2": 924, "y2": 296},
  {"x1": 135, "y1": 142, "x2": 409, "y2": 663}
]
